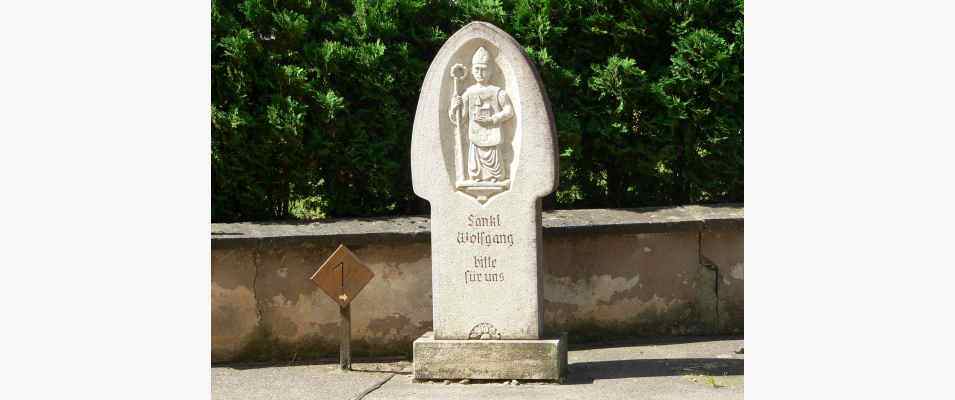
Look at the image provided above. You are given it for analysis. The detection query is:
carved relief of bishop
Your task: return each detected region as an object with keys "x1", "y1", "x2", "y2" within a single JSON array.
[{"x1": 449, "y1": 46, "x2": 515, "y2": 184}]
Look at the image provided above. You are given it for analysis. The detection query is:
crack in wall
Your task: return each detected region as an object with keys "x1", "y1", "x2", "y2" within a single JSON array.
[
  {"x1": 698, "y1": 232, "x2": 721, "y2": 332},
  {"x1": 251, "y1": 240, "x2": 264, "y2": 325}
]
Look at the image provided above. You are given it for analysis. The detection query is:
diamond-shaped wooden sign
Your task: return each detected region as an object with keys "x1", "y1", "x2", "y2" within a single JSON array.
[{"x1": 310, "y1": 244, "x2": 374, "y2": 307}]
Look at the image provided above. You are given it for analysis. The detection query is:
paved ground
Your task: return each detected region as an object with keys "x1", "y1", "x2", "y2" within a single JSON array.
[{"x1": 212, "y1": 337, "x2": 743, "y2": 400}]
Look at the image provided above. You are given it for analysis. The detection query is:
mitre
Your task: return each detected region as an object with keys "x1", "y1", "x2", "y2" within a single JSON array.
[{"x1": 471, "y1": 46, "x2": 490, "y2": 65}]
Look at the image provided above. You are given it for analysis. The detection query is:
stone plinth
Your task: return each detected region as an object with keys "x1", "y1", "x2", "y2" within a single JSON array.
[{"x1": 413, "y1": 331, "x2": 567, "y2": 381}]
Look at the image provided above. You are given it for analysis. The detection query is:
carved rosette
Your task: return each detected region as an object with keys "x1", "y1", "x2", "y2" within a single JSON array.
[{"x1": 468, "y1": 322, "x2": 503, "y2": 340}]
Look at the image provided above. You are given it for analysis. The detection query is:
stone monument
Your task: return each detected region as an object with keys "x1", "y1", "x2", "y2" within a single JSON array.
[{"x1": 410, "y1": 21, "x2": 566, "y2": 381}]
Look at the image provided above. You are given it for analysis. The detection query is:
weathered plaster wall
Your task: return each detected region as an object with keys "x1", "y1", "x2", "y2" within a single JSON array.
[
  {"x1": 702, "y1": 230, "x2": 744, "y2": 334},
  {"x1": 211, "y1": 242, "x2": 433, "y2": 362},
  {"x1": 543, "y1": 231, "x2": 714, "y2": 340},
  {"x1": 212, "y1": 205, "x2": 743, "y2": 363}
]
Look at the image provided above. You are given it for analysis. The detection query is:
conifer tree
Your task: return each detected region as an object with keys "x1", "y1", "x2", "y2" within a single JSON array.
[{"x1": 212, "y1": 0, "x2": 744, "y2": 221}]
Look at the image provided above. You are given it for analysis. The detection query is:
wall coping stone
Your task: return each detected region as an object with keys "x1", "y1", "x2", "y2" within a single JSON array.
[{"x1": 211, "y1": 204, "x2": 741, "y2": 248}]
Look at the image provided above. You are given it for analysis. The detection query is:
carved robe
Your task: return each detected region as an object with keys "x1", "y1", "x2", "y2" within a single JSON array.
[{"x1": 458, "y1": 84, "x2": 513, "y2": 181}]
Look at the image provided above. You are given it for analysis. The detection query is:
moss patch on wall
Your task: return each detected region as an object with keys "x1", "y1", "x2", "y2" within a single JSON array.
[
  {"x1": 229, "y1": 324, "x2": 415, "y2": 363},
  {"x1": 544, "y1": 301, "x2": 716, "y2": 345}
]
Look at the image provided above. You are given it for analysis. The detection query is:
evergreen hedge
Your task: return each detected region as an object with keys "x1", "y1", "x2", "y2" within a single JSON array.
[{"x1": 212, "y1": 0, "x2": 743, "y2": 222}]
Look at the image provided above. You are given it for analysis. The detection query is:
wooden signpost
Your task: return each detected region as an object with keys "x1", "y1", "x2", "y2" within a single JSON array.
[{"x1": 310, "y1": 244, "x2": 374, "y2": 370}]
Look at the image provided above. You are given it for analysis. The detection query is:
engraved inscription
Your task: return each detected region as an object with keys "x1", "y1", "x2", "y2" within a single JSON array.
[
  {"x1": 456, "y1": 231, "x2": 514, "y2": 247},
  {"x1": 464, "y1": 254, "x2": 504, "y2": 285},
  {"x1": 473, "y1": 255, "x2": 497, "y2": 268},
  {"x1": 457, "y1": 213, "x2": 513, "y2": 247},
  {"x1": 461, "y1": 214, "x2": 510, "y2": 286},
  {"x1": 467, "y1": 214, "x2": 502, "y2": 227}
]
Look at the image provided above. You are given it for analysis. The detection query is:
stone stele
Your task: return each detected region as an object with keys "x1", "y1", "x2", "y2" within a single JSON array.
[{"x1": 410, "y1": 21, "x2": 566, "y2": 381}]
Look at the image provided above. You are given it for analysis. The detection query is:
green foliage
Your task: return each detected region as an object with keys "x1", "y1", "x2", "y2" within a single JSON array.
[{"x1": 212, "y1": 0, "x2": 743, "y2": 221}]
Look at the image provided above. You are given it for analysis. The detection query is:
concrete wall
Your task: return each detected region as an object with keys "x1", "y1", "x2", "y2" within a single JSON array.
[{"x1": 211, "y1": 205, "x2": 743, "y2": 363}]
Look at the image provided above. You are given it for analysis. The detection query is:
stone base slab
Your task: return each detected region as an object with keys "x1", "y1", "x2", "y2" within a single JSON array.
[{"x1": 412, "y1": 331, "x2": 567, "y2": 381}]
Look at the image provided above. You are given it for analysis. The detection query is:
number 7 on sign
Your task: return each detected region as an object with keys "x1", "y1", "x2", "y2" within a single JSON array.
[{"x1": 333, "y1": 262, "x2": 348, "y2": 301}]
